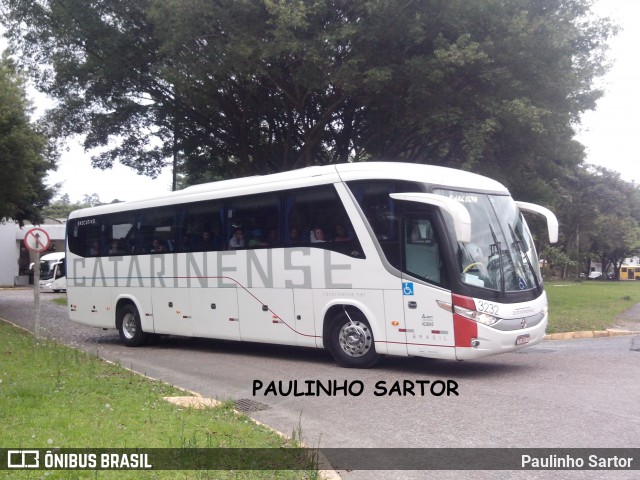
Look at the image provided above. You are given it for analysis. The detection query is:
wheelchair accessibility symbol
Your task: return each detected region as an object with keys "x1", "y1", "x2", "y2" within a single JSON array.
[{"x1": 402, "y1": 282, "x2": 414, "y2": 296}]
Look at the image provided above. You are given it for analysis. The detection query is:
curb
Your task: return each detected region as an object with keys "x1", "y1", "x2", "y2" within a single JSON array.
[{"x1": 544, "y1": 329, "x2": 638, "y2": 340}]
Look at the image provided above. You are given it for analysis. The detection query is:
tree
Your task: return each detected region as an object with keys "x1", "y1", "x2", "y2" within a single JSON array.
[
  {"x1": 0, "y1": 0, "x2": 616, "y2": 194},
  {"x1": 590, "y1": 214, "x2": 640, "y2": 280},
  {"x1": 41, "y1": 192, "x2": 73, "y2": 219},
  {"x1": 0, "y1": 53, "x2": 56, "y2": 224},
  {"x1": 565, "y1": 166, "x2": 640, "y2": 279},
  {"x1": 43, "y1": 192, "x2": 121, "y2": 218}
]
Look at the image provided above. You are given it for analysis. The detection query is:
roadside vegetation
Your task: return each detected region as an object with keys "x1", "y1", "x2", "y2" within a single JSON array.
[
  {"x1": 545, "y1": 281, "x2": 640, "y2": 333},
  {"x1": 0, "y1": 321, "x2": 317, "y2": 479}
]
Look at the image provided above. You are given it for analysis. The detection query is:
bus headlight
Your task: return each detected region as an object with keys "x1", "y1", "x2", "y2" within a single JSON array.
[{"x1": 453, "y1": 306, "x2": 500, "y2": 326}]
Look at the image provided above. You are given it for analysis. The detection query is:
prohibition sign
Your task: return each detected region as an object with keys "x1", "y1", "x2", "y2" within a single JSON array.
[{"x1": 24, "y1": 227, "x2": 51, "y2": 253}]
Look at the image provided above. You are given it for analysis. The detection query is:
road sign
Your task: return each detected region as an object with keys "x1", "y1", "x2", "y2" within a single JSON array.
[
  {"x1": 23, "y1": 228, "x2": 51, "y2": 338},
  {"x1": 23, "y1": 228, "x2": 51, "y2": 253}
]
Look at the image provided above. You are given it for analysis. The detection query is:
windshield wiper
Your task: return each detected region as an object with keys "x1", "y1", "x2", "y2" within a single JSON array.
[
  {"x1": 488, "y1": 224, "x2": 505, "y2": 294},
  {"x1": 508, "y1": 223, "x2": 540, "y2": 290}
]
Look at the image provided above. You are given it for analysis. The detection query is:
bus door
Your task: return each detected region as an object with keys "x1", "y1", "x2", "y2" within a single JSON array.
[{"x1": 401, "y1": 214, "x2": 456, "y2": 359}]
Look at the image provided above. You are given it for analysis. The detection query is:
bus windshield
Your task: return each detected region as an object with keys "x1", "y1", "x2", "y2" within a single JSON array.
[
  {"x1": 434, "y1": 190, "x2": 543, "y2": 293},
  {"x1": 40, "y1": 259, "x2": 59, "y2": 280},
  {"x1": 35, "y1": 253, "x2": 66, "y2": 282}
]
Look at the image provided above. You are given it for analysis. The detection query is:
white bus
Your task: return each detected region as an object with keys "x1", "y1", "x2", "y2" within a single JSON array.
[
  {"x1": 66, "y1": 162, "x2": 558, "y2": 368},
  {"x1": 32, "y1": 251, "x2": 67, "y2": 292}
]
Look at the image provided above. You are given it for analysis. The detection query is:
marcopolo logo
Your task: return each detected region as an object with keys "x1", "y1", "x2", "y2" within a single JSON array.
[{"x1": 7, "y1": 450, "x2": 40, "y2": 468}]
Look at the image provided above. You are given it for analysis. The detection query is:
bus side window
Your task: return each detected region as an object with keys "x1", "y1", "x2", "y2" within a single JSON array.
[
  {"x1": 346, "y1": 180, "x2": 422, "y2": 267},
  {"x1": 104, "y1": 213, "x2": 135, "y2": 255},
  {"x1": 226, "y1": 193, "x2": 281, "y2": 250},
  {"x1": 136, "y1": 207, "x2": 177, "y2": 254},
  {"x1": 69, "y1": 219, "x2": 102, "y2": 257},
  {"x1": 284, "y1": 185, "x2": 364, "y2": 257},
  {"x1": 179, "y1": 200, "x2": 224, "y2": 252},
  {"x1": 403, "y1": 216, "x2": 445, "y2": 286}
]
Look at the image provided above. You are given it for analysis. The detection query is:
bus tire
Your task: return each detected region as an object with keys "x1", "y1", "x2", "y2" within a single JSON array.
[
  {"x1": 328, "y1": 310, "x2": 379, "y2": 368},
  {"x1": 117, "y1": 303, "x2": 148, "y2": 347}
]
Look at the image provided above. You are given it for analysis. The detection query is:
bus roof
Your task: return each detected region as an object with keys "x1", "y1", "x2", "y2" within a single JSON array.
[
  {"x1": 68, "y1": 162, "x2": 509, "y2": 219},
  {"x1": 335, "y1": 162, "x2": 507, "y2": 192}
]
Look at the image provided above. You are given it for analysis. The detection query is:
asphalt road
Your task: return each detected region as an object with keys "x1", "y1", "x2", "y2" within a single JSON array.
[{"x1": 1, "y1": 288, "x2": 639, "y2": 480}]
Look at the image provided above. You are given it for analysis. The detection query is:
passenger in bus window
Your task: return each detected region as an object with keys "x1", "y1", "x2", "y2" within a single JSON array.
[
  {"x1": 200, "y1": 230, "x2": 222, "y2": 251},
  {"x1": 311, "y1": 227, "x2": 325, "y2": 243},
  {"x1": 88, "y1": 240, "x2": 100, "y2": 256},
  {"x1": 229, "y1": 228, "x2": 244, "y2": 249},
  {"x1": 288, "y1": 227, "x2": 300, "y2": 245},
  {"x1": 266, "y1": 228, "x2": 279, "y2": 247},
  {"x1": 248, "y1": 229, "x2": 268, "y2": 248},
  {"x1": 334, "y1": 223, "x2": 350, "y2": 242},
  {"x1": 108, "y1": 240, "x2": 126, "y2": 255},
  {"x1": 150, "y1": 238, "x2": 166, "y2": 253},
  {"x1": 180, "y1": 234, "x2": 193, "y2": 251}
]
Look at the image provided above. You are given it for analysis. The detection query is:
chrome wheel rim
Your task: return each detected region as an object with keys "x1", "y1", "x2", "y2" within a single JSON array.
[
  {"x1": 122, "y1": 312, "x2": 137, "y2": 340},
  {"x1": 338, "y1": 321, "x2": 372, "y2": 357}
]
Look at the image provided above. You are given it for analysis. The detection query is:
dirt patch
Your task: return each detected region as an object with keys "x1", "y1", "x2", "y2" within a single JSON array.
[{"x1": 163, "y1": 396, "x2": 220, "y2": 409}]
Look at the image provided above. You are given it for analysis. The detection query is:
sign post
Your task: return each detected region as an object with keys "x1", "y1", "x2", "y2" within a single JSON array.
[{"x1": 23, "y1": 228, "x2": 51, "y2": 338}]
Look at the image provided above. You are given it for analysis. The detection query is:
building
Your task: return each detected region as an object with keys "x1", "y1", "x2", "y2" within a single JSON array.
[
  {"x1": 620, "y1": 256, "x2": 640, "y2": 281},
  {"x1": 0, "y1": 219, "x2": 66, "y2": 287}
]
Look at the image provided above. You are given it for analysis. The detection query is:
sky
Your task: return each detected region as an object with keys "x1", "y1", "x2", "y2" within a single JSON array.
[
  {"x1": 3, "y1": 0, "x2": 639, "y2": 203},
  {"x1": 47, "y1": 142, "x2": 175, "y2": 204},
  {"x1": 574, "y1": 0, "x2": 640, "y2": 185}
]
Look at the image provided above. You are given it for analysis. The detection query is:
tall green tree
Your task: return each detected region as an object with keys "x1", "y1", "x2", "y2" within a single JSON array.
[
  {"x1": 0, "y1": 53, "x2": 55, "y2": 224},
  {"x1": 1, "y1": 0, "x2": 615, "y2": 195},
  {"x1": 552, "y1": 165, "x2": 640, "y2": 279},
  {"x1": 590, "y1": 213, "x2": 640, "y2": 280}
]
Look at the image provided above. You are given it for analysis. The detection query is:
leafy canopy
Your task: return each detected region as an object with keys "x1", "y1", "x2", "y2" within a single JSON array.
[
  {"x1": 0, "y1": 53, "x2": 55, "y2": 224},
  {"x1": 0, "y1": 0, "x2": 616, "y2": 196},
  {"x1": 6, "y1": 0, "x2": 636, "y2": 274}
]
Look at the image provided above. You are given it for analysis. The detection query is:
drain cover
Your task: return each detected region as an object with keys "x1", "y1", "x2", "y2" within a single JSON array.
[{"x1": 234, "y1": 398, "x2": 270, "y2": 413}]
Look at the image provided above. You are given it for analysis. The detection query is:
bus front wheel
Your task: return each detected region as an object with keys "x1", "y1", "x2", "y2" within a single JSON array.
[
  {"x1": 117, "y1": 303, "x2": 148, "y2": 347},
  {"x1": 328, "y1": 310, "x2": 379, "y2": 368}
]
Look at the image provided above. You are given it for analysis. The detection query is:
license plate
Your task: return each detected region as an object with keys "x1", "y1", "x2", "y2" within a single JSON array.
[{"x1": 515, "y1": 334, "x2": 530, "y2": 346}]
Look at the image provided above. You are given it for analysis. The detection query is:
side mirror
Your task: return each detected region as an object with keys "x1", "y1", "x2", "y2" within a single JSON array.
[{"x1": 515, "y1": 201, "x2": 559, "y2": 243}]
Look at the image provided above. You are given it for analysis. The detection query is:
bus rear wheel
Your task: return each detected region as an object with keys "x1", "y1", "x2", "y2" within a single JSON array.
[
  {"x1": 329, "y1": 310, "x2": 379, "y2": 368},
  {"x1": 117, "y1": 303, "x2": 148, "y2": 347}
]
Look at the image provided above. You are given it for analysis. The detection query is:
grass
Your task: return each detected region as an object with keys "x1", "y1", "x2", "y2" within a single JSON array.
[
  {"x1": 51, "y1": 296, "x2": 67, "y2": 306},
  {"x1": 545, "y1": 281, "x2": 640, "y2": 333},
  {"x1": 0, "y1": 321, "x2": 318, "y2": 479}
]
